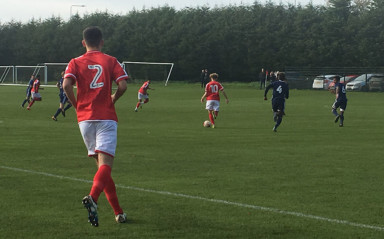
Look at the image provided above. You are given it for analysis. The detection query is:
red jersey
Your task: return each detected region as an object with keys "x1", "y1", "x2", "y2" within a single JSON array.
[
  {"x1": 64, "y1": 51, "x2": 129, "y2": 123},
  {"x1": 31, "y1": 79, "x2": 40, "y2": 93},
  {"x1": 138, "y1": 81, "x2": 150, "y2": 94},
  {"x1": 205, "y1": 80, "x2": 224, "y2": 101}
]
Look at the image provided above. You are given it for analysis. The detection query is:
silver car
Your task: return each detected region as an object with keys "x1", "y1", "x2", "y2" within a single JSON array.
[
  {"x1": 368, "y1": 75, "x2": 384, "y2": 91},
  {"x1": 346, "y1": 74, "x2": 383, "y2": 91}
]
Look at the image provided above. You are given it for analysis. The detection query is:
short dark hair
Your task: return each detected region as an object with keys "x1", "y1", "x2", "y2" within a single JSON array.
[
  {"x1": 334, "y1": 76, "x2": 340, "y2": 81},
  {"x1": 210, "y1": 73, "x2": 219, "y2": 80},
  {"x1": 83, "y1": 26, "x2": 103, "y2": 47},
  {"x1": 278, "y1": 72, "x2": 286, "y2": 81}
]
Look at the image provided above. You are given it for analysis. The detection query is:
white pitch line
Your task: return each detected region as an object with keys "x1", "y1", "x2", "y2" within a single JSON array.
[{"x1": 2, "y1": 165, "x2": 384, "y2": 232}]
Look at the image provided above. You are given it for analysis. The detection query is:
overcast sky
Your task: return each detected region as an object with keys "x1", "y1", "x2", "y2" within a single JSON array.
[{"x1": 1, "y1": 0, "x2": 326, "y2": 23}]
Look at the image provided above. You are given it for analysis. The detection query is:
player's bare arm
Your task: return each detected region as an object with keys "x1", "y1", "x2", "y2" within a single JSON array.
[
  {"x1": 264, "y1": 84, "x2": 272, "y2": 100},
  {"x1": 63, "y1": 77, "x2": 77, "y2": 108},
  {"x1": 222, "y1": 90, "x2": 229, "y2": 104},
  {"x1": 335, "y1": 86, "x2": 340, "y2": 99},
  {"x1": 201, "y1": 92, "x2": 207, "y2": 103},
  {"x1": 264, "y1": 92, "x2": 268, "y2": 100},
  {"x1": 111, "y1": 80, "x2": 127, "y2": 104}
]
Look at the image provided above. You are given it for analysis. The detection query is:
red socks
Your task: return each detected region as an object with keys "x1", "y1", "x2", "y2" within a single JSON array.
[
  {"x1": 90, "y1": 165, "x2": 123, "y2": 215},
  {"x1": 136, "y1": 99, "x2": 149, "y2": 109},
  {"x1": 90, "y1": 165, "x2": 111, "y2": 202},
  {"x1": 104, "y1": 177, "x2": 123, "y2": 215},
  {"x1": 28, "y1": 100, "x2": 35, "y2": 108},
  {"x1": 209, "y1": 112, "x2": 215, "y2": 125}
]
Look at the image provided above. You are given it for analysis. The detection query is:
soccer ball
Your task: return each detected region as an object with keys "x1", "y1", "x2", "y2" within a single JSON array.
[{"x1": 203, "y1": 120, "x2": 211, "y2": 128}]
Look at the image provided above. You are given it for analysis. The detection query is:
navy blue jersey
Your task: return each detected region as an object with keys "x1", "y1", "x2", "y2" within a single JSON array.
[
  {"x1": 25, "y1": 78, "x2": 34, "y2": 97},
  {"x1": 58, "y1": 77, "x2": 64, "y2": 95},
  {"x1": 26, "y1": 78, "x2": 34, "y2": 91},
  {"x1": 264, "y1": 80, "x2": 289, "y2": 100},
  {"x1": 335, "y1": 82, "x2": 347, "y2": 101},
  {"x1": 28, "y1": 78, "x2": 34, "y2": 87}
]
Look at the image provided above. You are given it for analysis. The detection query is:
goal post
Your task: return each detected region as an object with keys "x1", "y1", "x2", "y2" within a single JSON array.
[
  {"x1": 1, "y1": 61, "x2": 175, "y2": 85},
  {"x1": 0, "y1": 66, "x2": 14, "y2": 84},
  {"x1": 44, "y1": 63, "x2": 68, "y2": 85},
  {"x1": 15, "y1": 65, "x2": 45, "y2": 84},
  {"x1": 0, "y1": 65, "x2": 45, "y2": 84},
  {"x1": 1, "y1": 63, "x2": 66, "y2": 85},
  {"x1": 122, "y1": 61, "x2": 174, "y2": 86}
]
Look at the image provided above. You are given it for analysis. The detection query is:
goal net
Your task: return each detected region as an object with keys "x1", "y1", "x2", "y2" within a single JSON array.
[
  {"x1": 14, "y1": 65, "x2": 45, "y2": 84},
  {"x1": 0, "y1": 66, "x2": 14, "y2": 84},
  {"x1": 0, "y1": 65, "x2": 44, "y2": 84},
  {"x1": 122, "y1": 61, "x2": 174, "y2": 86},
  {"x1": 43, "y1": 63, "x2": 68, "y2": 85},
  {"x1": 0, "y1": 64, "x2": 66, "y2": 85},
  {"x1": 1, "y1": 62, "x2": 174, "y2": 86}
]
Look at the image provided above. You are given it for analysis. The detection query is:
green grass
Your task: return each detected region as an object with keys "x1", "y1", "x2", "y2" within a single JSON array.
[{"x1": 1, "y1": 82, "x2": 384, "y2": 238}]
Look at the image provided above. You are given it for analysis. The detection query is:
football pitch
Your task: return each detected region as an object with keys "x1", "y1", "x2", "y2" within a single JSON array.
[{"x1": 1, "y1": 82, "x2": 384, "y2": 238}]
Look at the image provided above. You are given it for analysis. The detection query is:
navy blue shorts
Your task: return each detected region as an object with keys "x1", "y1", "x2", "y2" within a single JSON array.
[
  {"x1": 332, "y1": 99, "x2": 347, "y2": 111},
  {"x1": 26, "y1": 88, "x2": 32, "y2": 98},
  {"x1": 272, "y1": 98, "x2": 285, "y2": 112},
  {"x1": 59, "y1": 93, "x2": 69, "y2": 104}
]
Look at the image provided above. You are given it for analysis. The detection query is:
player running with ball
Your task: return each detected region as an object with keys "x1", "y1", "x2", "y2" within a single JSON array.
[
  {"x1": 201, "y1": 73, "x2": 229, "y2": 128},
  {"x1": 26, "y1": 75, "x2": 43, "y2": 110},
  {"x1": 63, "y1": 26, "x2": 129, "y2": 227},
  {"x1": 135, "y1": 80, "x2": 153, "y2": 112}
]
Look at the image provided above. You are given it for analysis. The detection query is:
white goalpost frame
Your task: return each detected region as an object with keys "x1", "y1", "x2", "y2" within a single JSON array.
[
  {"x1": 0, "y1": 66, "x2": 14, "y2": 84},
  {"x1": 122, "y1": 61, "x2": 174, "y2": 86},
  {"x1": 44, "y1": 63, "x2": 68, "y2": 84},
  {"x1": 1, "y1": 64, "x2": 65, "y2": 84},
  {"x1": 2, "y1": 62, "x2": 174, "y2": 85},
  {"x1": 15, "y1": 65, "x2": 45, "y2": 84}
]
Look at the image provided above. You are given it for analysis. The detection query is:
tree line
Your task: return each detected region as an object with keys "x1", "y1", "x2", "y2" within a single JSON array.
[{"x1": 0, "y1": 0, "x2": 383, "y2": 82}]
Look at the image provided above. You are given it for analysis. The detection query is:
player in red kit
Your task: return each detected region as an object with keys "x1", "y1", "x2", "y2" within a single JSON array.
[
  {"x1": 201, "y1": 73, "x2": 229, "y2": 128},
  {"x1": 63, "y1": 26, "x2": 129, "y2": 227},
  {"x1": 27, "y1": 75, "x2": 43, "y2": 110},
  {"x1": 135, "y1": 80, "x2": 153, "y2": 112}
]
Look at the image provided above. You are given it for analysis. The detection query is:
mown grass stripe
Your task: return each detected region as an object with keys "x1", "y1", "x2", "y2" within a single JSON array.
[{"x1": 2, "y1": 165, "x2": 384, "y2": 232}]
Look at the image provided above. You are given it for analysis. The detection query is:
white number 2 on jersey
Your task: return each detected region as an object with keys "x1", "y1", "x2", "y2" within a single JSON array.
[{"x1": 88, "y1": 65, "x2": 104, "y2": 89}]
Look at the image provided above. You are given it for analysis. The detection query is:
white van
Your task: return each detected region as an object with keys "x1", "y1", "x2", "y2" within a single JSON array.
[{"x1": 312, "y1": 75, "x2": 339, "y2": 89}]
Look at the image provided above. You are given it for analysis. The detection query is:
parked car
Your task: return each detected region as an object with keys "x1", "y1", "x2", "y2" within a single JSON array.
[
  {"x1": 346, "y1": 74, "x2": 384, "y2": 91},
  {"x1": 368, "y1": 75, "x2": 384, "y2": 91},
  {"x1": 312, "y1": 75, "x2": 340, "y2": 89},
  {"x1": 328, "y1": 75, "x2": 358, "y2": 90}
]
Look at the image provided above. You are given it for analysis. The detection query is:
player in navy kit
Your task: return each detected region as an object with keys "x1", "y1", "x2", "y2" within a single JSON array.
[
  {"x1": 52, "y1": 71, "x2": 72, "y2": 121},
  {"x1": 331, "y1": 76, "x2": 347, "y2": 127},
  {"x1": 264, "y1": 72, "x2": 289, "y2": 132},
  {"x1": 21, "y1": 75, "x2": 35, "y2": 107}
]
